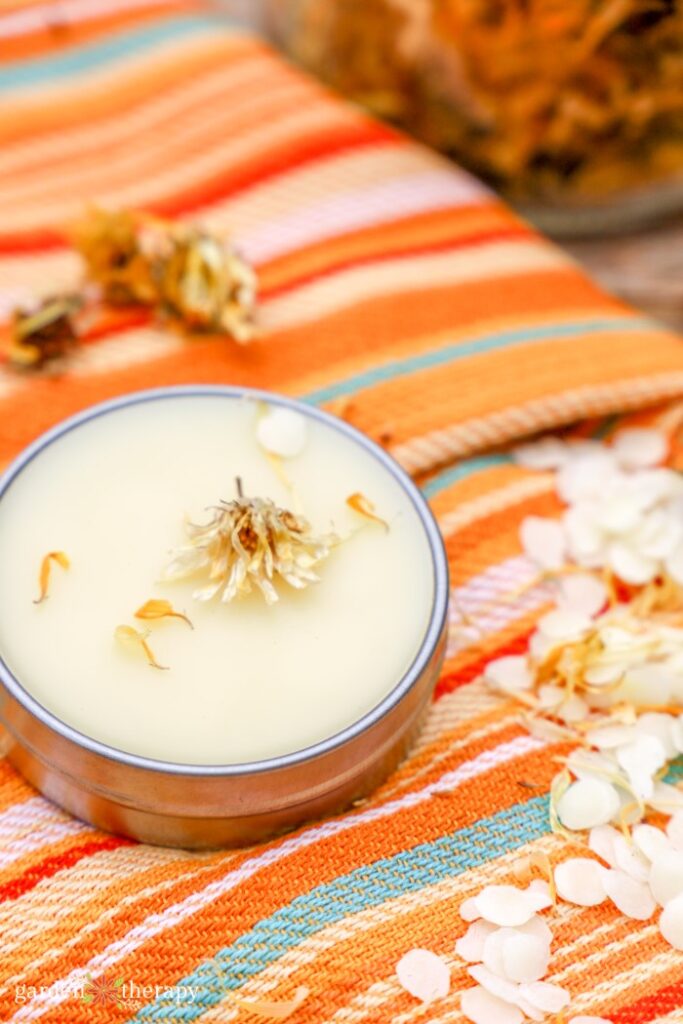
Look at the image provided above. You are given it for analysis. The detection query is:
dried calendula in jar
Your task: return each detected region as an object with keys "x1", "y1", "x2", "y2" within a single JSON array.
[
  {"x1": 7, "y1": 296, "x2": 81, "y2": 370},
  {"x1": 159, "y1": 227, "x2": 257, "y2": 343}
]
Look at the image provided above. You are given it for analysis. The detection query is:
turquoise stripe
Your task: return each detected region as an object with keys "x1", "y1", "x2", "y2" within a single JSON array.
[
  {"x1": 128, "y1": 757, "x2": 683, "y2": 1020},
  {"x1": 303, "y1": 317, "x2": 653, "y2": 406},
  {"x1": 422, "y1": 453, "x2": 511, "y2": 498},
  {"x1": 0, "y1": 15, "x2": 230, "y2": 92},
  {"x1": 129, "y1": 795, "x2": 550, "y2": 1021}
]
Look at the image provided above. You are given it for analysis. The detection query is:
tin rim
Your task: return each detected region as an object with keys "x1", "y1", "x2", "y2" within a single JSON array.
[{"x1": 0, "y1": 386, "x2": 449, "y2": 778}]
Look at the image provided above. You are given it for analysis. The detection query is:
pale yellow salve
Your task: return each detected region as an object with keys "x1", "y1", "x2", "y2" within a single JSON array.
[{"x1": 0, "y1": 396, "x2": 435, "y2": 764}]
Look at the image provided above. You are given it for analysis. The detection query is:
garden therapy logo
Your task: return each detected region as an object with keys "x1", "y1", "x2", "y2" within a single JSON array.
[{"x1": 78, "y1": 974, "x2": 199, "y2": 1012}]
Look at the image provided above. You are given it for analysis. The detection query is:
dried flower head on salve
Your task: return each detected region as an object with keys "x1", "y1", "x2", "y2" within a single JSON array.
[{"x1": 162, "y1": 482, "x2": 338, "y2": 606}]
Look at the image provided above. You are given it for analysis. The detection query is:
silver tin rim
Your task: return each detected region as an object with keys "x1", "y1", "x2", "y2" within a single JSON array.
[{"x1": 0, "y1": 386, "x2": 449, "y2": 783}]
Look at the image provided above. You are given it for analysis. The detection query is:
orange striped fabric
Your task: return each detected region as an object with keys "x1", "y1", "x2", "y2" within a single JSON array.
[{"x1": 0, "y1": 4, "x2": 682, "y2": 1023}]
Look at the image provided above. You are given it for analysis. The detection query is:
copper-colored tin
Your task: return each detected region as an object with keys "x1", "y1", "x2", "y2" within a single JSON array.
[{"x1": 0, "y1": 388, "x2": 448, "y2": 848}]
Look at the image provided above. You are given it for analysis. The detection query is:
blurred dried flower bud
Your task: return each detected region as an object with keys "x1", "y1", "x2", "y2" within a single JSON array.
[
  {"x1": 8, "y1": 295, "x2": 81, "y2": 369},
  {"x1": 159, "y1": 227, "x2": 257, "y2": 343},
  {"x1": 72, "y1": 207, "x2": 162, "y2": 306}
]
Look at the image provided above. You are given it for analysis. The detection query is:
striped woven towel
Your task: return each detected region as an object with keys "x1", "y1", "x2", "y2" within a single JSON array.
[{"x1": 1, "y1": 4, "x2": 683, "y2": 1023}]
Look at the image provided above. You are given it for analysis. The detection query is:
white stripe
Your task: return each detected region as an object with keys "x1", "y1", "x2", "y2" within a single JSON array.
[
  {"x1": 239, "y1": 170, "x2": 487, "y2": 264},
  {"x1": 0, "y1": 796, "x2": 58, "y2": 837},
  {"x1": 261, "y1": 242, "x2": 570, "y2": 331},
  {"x1": 437, "y1": 478, "x2": 555, "y2": 538},
  {"x1": 8, "y1": 734, "x2": 543, "y2": 1021},
  {"x1": 0, "y1": 163, "x2": 481, "y2": 294},
  {"x1": 0, "y1": 102, "x2": 361, "y2": 231},
  {"x1": 0, "y1": 0, "x2": 177, "y2": 39},
  {"x1": 0, "y1": 795, "x2": 88, "y2": 870},
  {"x1": 447, "y1": 554, "x2": 552, "y2": 656}
]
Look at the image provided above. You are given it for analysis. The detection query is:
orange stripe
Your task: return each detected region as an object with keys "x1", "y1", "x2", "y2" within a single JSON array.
[
  {"x1": 26, "y1": 734, "x2": 557, "y2": 1022},
  {"x1": 348, "y1": 328, "x2": 683, "y2": 451},
  {"x1": 0, "y1": 60, "x2": 329, "y2": 195},
  {"x1": 0, "y1": 276, "x2": 622, "y2": 466},
  {"x1": 0, "y1": 32, "x2": 259, "y2": 143},
  {"x1": 258, "y1": 203, "x2": 524, "y2": 292}
]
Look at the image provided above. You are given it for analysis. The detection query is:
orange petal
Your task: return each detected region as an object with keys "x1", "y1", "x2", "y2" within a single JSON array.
[
  {"x1": 114, "y1": 625, "x2": 168, "y2": 671},
  {"x1": 34, "y1": 550, "x2": 70, "y2": 604},
  {"x1": 224, "y1": 987, "x2": 310, "y2": 1020},
  {"x1": 134, "y1": 599, "x2": 193, "y2": 629},
  {"x1": 346, "y1": 492, "x2": 389, "y2": 530}
]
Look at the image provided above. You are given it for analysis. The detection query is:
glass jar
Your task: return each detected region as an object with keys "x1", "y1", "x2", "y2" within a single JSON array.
[{"x1": 266, "y1": 0, "x2": 683, "y2": 237}]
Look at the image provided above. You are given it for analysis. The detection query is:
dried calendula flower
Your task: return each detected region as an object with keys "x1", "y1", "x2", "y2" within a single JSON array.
[
  {"x1": 72, "y1": 207, "x2": 162, "y2": 306},
  {"x1": 8, "y1": 296, "x2": 81, "y2": 370},
  {"x1": 346, "y1": 491, "x2": 389, "y2": 530},
  {"x1": 159, "y1": 226, "x2": 257, "y2": 343},
  {"x1": 162, "y1": 482, "x2": 337, "y2": 605},
  {"x1": 134, "y1": 599, "x2": 193, "y2": 629},
  {"x1": 34, "y1": 550, "x2": 70, "y2": 604},
  {"x1": 114, "y1": 625, "x2": 168, "y2": 671}
]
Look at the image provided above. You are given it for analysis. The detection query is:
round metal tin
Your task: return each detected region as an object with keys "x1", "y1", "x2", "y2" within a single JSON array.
[{"x1": 0, "y1": 387, "x2": 449, "y2": 848}]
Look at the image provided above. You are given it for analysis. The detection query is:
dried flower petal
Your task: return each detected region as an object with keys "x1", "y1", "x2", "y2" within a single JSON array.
[
  {"x1": 257, "y1": 407, "x2": 307, "y2": 459},
  {"x1": 557, "y1": 779, "x2": 620, "y2": 832},
  {"x1": 346, "y1": 492, "x2": 389, "y2": 530},
  {"x1": 134, "y1": 599, "x2": 193, "y2": 629},
  {"x1": 163, "y1": 491, "x2": 337, "y2": 606},
  {"x1": 513, "y1": 438, "x2": 568, "y2": 471},
  {"x1": 633, "y1": 823, "x2": 672, "y2": 862},
  {"x1": 209, "y1": 959, "x2": 308, "y2": 1020},
  {"x1": 659, "y1": 892, "x2": 683, "y2": 950},
  {"x1": 484, "y1": 929, "x2": 550, "y2": 984},
  {"x1": 648, "y1": 781, "x2": 683, "y2": 814},
  {"x1": 484, "y1": 655, "x2": 533, "y2": 693},
  {"x1": 556, "y1": 573, "x2": 607, "y2": 618},
  {"x1": 114, "y1": 625, "x2": 168, "y2": 671},
  {"x1": 601, "y1": 867, "x2": 656, "y2": 920},
  {"x1": 460, "y1": 897, "x2": 482, "y2": 922},
  {"x1": 667, "y1": 811, "x2": 683, "y2": 852},
  {"x1": 455, "y1": 920, "x2": 497, "y2": 963},
  {"x1": 554, "y1": 858, "x2": 607, "y2": 907},
  {"x1": 395, "y1": 949, "x2": 450, "y2": 1003},
  {"x1": 613, "y1": 429, "x2": 668, "y2": 471},
  {"x1": 224, "y1": 987, "x2": 310, "y2": 1020},
  {"x1": 516, "y1": 981, "x2": 569, "y2": 1013},
  {"x1": 461, "y1": 985, "x2": 523, "y2": 1024},
  {"x1": 467, "y1": 964, "x2": 520, "y2": 1004},
  {"x1": 33, "y1": 550, "x2": 70, "y2": 604},
  {"x1": 520, "y1": 516, "x2": 566, "y2": 570},
  {"x1": 472, "y1": 885, "x2": 551, "y2": 927},
  {"x1": 648, "y1": 849, "x2": 683, "y2": 907}
]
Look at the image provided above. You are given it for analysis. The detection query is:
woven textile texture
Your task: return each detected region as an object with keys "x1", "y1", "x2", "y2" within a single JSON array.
[{"x1": 1, "y1": 3, "x2": 683, "y2": 1022}]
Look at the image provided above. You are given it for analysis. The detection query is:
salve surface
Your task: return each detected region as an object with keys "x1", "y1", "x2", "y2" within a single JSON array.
[{"x1": 0, "y1": 395, "x2": 435, "y2": 764}]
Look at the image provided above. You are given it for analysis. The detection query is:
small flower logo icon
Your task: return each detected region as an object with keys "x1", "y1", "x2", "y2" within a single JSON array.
[{"x1": 81, "y1": 974, "x2": 125, "y2": 1009}]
